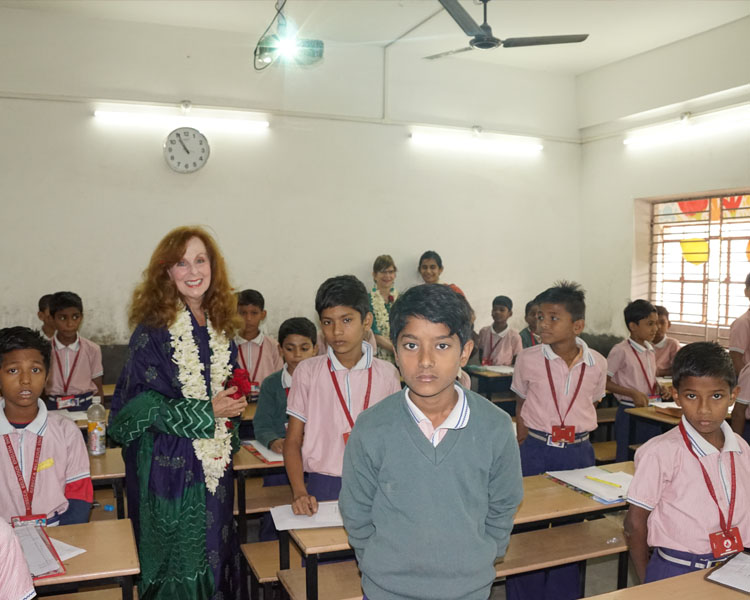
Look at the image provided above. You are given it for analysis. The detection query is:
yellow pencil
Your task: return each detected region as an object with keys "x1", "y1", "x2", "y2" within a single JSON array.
[{"x1": 585, "y1": 475, "x2": 622, "y2": 488}]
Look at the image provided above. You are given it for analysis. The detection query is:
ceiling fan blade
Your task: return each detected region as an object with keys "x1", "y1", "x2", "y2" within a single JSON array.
[
  {"x1": 438, "y1": 0, "x2": 484, "y2": 37},
  {"x1": 502, "y1": 34, "x2": 588, "y2": 48},
  {"x1": 423, "y1": 46, "x2": 475, "y2": 60}
]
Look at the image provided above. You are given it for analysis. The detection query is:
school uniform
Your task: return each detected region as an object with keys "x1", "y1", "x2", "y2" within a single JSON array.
[
  {"x1": 286, "y1": 341, "x2": 401, "y2": 500},
  {"x1": 628, "y1": 417, "x2": 750, "y2": 582},
  {"x1": 733, "y1": 364, "x2": 750, "y2": 443},
  {"x1": 0, "y1": 400, "x2": 92, "y2": 525},
  {"x1": 478, "y1": 326, "x2": 522, "y2": 366},
  {"x1": 607, "y1": 338, "x2": 662, "y2": 462},
  {"x1": 653, "y1": 336, "x2": 681, "y2": 374},
  {"x1": 519, "y1": 327, "x2": 540, "y2": 349},
  {"x1": 729, "y1": 309, "x2": 750, "y2": 366},
  {"x1": 0, "y1": 520, "x2": 35, "y2": 600},
  {"x1": 45, "y1": 333, "x2": 102, "y2": 411},
  {"x1": 316, "y1": 329, "x2": 377, "y2": 355},
  {"x1": 234, "y1": 332, "x2": 283, "y2": 399},
  {"x1": 507, "y1": 337, "x2": 606, "y2": 600}
]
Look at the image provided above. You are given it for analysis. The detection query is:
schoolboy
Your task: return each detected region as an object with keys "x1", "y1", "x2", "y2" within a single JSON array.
[
  {"x1": 0, "y1": 327, "x2": 92, "y2": 525},
  {"x1": 508, "y1": 281, "x2": 607, "y2": 600},
  {"x1": 625, "y1": 342, "x2": 750, "y2": 583},
  {"x1": 340, "y1": 284, "x2": 522, "y2": 600},
  {"x1": 45, "y1": 291, "x2": 103, "y2": 410},
  {"x1": 478, "y1": 295, "x2": 522, "y2": 366},
  {"x1": 235, "y1": 289, "x2": 283, "y2": 401},
  {"x1": 653, "y1": 306, "x2": 681, "y2": 376},
  {"x1": 519, "y1": 299, "x2": 541, "y2": 348},
  {"x1": 728, "y1": 272, "x2": 750, "y2": 375},
  {"x1": 37, "y1": 294, "x2": 55, "y2": 341},
  {"x1": 284, "y1": 275, "x2": 401, "y2": 515},
  {"x1": 607, "y1": 299, "x2": 664, "y2": 462}
]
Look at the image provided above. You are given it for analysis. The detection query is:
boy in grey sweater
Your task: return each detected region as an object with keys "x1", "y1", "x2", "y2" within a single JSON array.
[{"x1": 340, "y1": 284, "x2": 523, "y2": 600}]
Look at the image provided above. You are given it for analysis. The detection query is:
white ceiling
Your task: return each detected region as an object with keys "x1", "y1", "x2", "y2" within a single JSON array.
[{"x1": 2, "y1": 0, "x2": 750, "y2": 74}]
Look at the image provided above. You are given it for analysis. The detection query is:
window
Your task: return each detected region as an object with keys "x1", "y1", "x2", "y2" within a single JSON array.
[{"x1": 650, "y1": 194, "x2": 750, "y2": 343}]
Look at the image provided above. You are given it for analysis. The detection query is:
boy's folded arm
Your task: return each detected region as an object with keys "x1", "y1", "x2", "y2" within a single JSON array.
[
  {"x1": 486, "y1": 428, "x2": 524, "y2": 556},
  {"x1": 339, "y1": 429, "x2": 379, "y2": 558}
]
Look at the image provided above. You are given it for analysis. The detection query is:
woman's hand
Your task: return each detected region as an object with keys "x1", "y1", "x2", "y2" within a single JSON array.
[{"x1": 212, "y1": 387, "x2": 247, "y2": 418}]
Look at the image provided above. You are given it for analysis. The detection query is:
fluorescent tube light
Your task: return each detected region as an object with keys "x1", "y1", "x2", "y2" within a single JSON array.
[{"x1": 410, "y1": 126, "x2": 543, "y2": 157}]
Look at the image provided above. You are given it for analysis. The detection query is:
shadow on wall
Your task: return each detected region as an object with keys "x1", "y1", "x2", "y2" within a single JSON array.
[{"x1": 580, "y1": 333, "x2": 623, "y2": 358}]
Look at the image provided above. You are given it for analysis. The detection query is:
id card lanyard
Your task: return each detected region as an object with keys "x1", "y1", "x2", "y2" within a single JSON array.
[
  {"x1": 630, "y1": 344, "x2": 657, "y2": 396},
  {"x1": 238, "y1": 343, "x2": 264, "y2": 382},
  {"x1": 328, "y1": 359, "x2": 372, "y2": 444},
  {"x1": 4, "y1": 434, "x2": 44, "y2": 516},
  {"x1": 54, "y1": 343, "x2": 81, "y2": 395},
  {"x1": 545, "y1": 358, "x2": 586, "y2": 443}
]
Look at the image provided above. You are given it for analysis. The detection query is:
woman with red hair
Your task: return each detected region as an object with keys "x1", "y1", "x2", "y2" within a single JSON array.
[{"x1": 110, "y1": 226, "x2": 247, "y2": 600}]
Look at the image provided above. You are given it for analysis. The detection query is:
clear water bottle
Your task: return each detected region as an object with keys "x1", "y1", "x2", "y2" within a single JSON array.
[{"x1": 87, "y1": 397, "x2": 106, "y2": 456}]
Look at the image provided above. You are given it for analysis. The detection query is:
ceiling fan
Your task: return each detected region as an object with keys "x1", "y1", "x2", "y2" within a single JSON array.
[{"x1": 425, "y1": 0, "x2": 588, "y2": 60}]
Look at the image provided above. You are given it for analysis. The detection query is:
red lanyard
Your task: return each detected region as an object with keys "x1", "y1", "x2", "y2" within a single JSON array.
[
  {"x1": 630, "y1": 344, "x2": 656, "y2": 395},
  {"x1": 545, "y1": 358, "x2": 586, "y2": 427},
  {"x1": 4, "y1": 435, "x2": 44, "y2": 516},
  {"x1": 488, "y1": 333, "x2": 501, "y2": 358},
  {"x1": 328, "y1": 359, "x2": 373, "y2": 429},
  {"x1": 679, "y1": 421, "x2": 736, "y2": 536},
  {"x1": 530, "y1": 332, "x2": 537, "y2": 346},
  {"x1": 239, "y1": 342, "x2": 264, "y2": 381},
  {"x1": 54, "y1": 343, "x2": 81, "y2": 395}
]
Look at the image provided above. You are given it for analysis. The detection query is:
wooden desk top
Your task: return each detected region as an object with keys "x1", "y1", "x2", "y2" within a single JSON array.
[
  {"x1": 102, "y1": 383, "x2": 116, "y2": 399},
  {"x1": 241, "y1": 402, "x2": 257, "y2": 421},
  {"x1": 89, "y1": 447, "x2": 125, "y2": 480},
  {"x1": 586, "y1": 569, "x2": 745, "y2": 599},
  {"x1": 233, "y1": 446, "x2": 283, "y2": 471},
  {"x1": 625, "y1": 406, "x2": 680, "y2": 426},
  {"x1": 289, "y1": 462, "x2": 635, "y2": 555},
  {"x1": 597, "y1": 406, "x2": 618, "y2": 424},
  {"x1": 466, "y1": 366, "x2": 513, "y2": 379},
  {"x1": 36, "y1": 519, "x2": 140, "y2": 587}
]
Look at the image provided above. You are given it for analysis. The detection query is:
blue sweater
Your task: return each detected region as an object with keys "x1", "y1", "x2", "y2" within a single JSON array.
[{"x1": 340, "y1": 388, "x2": 523, "y2": 600}]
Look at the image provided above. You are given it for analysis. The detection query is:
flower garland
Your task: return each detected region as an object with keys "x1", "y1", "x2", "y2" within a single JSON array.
[
  {"x1": 169, "y1": 306, "x2": 233, "y2": 494},
  {"x1": 370, "y1": 287, "x2": 397, "y2": 361}
]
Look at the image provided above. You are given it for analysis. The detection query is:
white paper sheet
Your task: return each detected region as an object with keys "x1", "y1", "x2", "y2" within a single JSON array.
[
  {"x1": 479, "y1": 365, "x2": 514, "y2": 375},
  {"x1": 15, "y1": 526, "x2": 62, "y2": 578},
  {"x1": 48, "y1": 536, "x2": 86, "y2": 561},
  {"x1": 247, "y1": 440, "x2": 284, "y2": 463},
  {"x1": 58, "y1": 410, "x2": 90, "y2": 422},
  {"x1": 707, "y1": 551, "x2": 750, "y2": 592},
  {"x1": 649, "y1": 401, "x2": 680, "y2": 409},
  {"x1": 546, "y1": 466, "x2": 633, "y2": 502},
  {"x1": 656, "y1": 376, "x2": 672, "y2": 387},
  {"x1": 270, "y1": 501, "x2": 343, "y2": 531}
]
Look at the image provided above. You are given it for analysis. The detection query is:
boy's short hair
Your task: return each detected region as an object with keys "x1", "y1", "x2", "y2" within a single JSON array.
[
  {"x1": 624, "y1": 299, "x2": 657, "y2": 326},
  {"x1": 278, "y1": 317, "x2": 317, "y2": 346},
  {"x1": 655, "y1": 305, "x2": 670, "y2": 319},
  {"x1": 535, "y1": 281, "x2": 586, "y2": 322},
  {"x1": 49, "y1": 291, "x2": 83, "y2": 317},
  {"x1": 0, "y1": 326, "x2": 51, "y2": 372},
  {"x1": 672, "y1": 342, "x2": 736, "y2": 390},
  {"x1": 389, "y1": 284, "x2": 472, "y2": 348},
  {"x1": 237, "y1": 289, "x2": 265, "y2": 310},
  {"x1": 745, "y1": 272, "x2": 750, "y2": 288},
  {"x1": 373, "y1": 255, "x2": 397, "y2": 273},
  {"x1": 525, "y1": 300, "x2": 538, "y2": 316},
  {"x1": 418, "y1": 250, "x2": 443, "y2": 269},
  {"x1": 492, "y1": 295, "x2": 513, "y2": 310},
  {"x1": 315, "y1": 275, "x2": 369, "y2": 320},
  {"x1": 38, "y1": 294, "x2": 53, "y2": 312}
]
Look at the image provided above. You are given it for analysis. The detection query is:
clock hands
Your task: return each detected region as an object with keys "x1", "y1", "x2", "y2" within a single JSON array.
[{"x1": 176, "y1": 133, "x2": 190, "y2": 155}]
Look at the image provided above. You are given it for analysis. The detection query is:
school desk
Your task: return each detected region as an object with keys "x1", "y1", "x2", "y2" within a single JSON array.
[
  {"x1": 624, "y1": 406, "x2": 678, "y2": 458},
  {"x1": 277, "y1": 461, "x2": 635, "y2": 600},
  {"x1": 241, "y1": 402, "x2": 257, "y2": 421},
  {"x1": 465, "y1": 364, "x2": 514, "y2": 397},
  {"x1": 586, "y1": 568, "x2": 747, "y2": 599},
  {"x1": 34, "y1": 519, "x2": 139, "y2": 599},
  {"x1": 89, "y1": 447, "x2": 126, "y2": 519},
  {"x1": 102, "y1": 383, "x2": 116, "y2": 400}
]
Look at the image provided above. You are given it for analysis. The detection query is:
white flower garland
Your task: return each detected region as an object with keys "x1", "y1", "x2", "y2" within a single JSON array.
[
  {"x1": 370, "y1": 287, "x2": 397, "y2": 361},
  {"x1": 169, "y1": 306, "x2": 233, "y2": 494}
]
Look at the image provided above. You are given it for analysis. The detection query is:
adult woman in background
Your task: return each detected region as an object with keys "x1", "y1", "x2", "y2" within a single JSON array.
[{"x1": 368, "y1": 255, "x2": 398, "y2": 363}]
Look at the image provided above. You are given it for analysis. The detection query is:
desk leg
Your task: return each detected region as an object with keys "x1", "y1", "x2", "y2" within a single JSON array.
[
  {"x1": 306, "y1": 553, "x2": 319, "y2": 600},
  {"x1": 577, "y1": 560, "x2": 587, "y2": 598},
  {"x1": 628, "y1": 414, "x2": 637, "y2": 460},
  {"x1": 236, "y1": 470, "x2": 247, "y2": 542},
  {"x1": 121, "y1": 575, "x2": 134, "y2": 600},
  {"x1": 113, "y1": 479, "x2": 124, "y2": 520},
  {"x1": 617, "y1": 551, "x2": 629, "y2": 589},
  {"x1": 279, "y1": 530, "x2": 290, "y2": 570}
]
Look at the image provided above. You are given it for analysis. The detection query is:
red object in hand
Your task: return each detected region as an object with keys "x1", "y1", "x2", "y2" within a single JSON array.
[{"x1": 228, "y1": 369, "x2": 253, "y2": 399}]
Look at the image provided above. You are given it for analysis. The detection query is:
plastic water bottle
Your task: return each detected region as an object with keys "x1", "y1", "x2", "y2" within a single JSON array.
[{"x1": 87, "y1": 398, "x2": 106, "y2": 456}]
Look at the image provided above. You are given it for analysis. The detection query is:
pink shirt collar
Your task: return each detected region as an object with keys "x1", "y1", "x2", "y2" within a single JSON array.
[
  {"x1": 327, "y1": 341, "x2": 373, "y2": 372},
  {"x1": 0, "y1": 400, "x2": 48, "y2": 436},
  {"x1": 52, "y1": 333, "x2": 80, "y2": 351},
  {"x1": 541, "y1": 336, "x2": 596, "y2": 368},
  {"x1": 681, "y1": 415, "x2": 741, "y2": 457},
  {"x1": 404, "y1": 384, "x2": 470, "y2": 446}
]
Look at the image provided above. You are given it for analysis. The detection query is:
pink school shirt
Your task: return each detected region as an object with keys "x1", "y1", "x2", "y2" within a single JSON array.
[
  {"x1": 46, "y1": 334, "x2": 102, "y2": 397},
  {"x1": 235, "y1": 333, "x2": 283, "y2": 385},
  {"x1": 478, "y1": 326, "x2": 522, "y2": 366},
  {"x1": 316, "y1": 329, "x2": 377, "y2": 356},
  {"x1": 628, "y1": 418, "x2": 750, "y2": 554},
  {"x1": 729, "y1": 310, "x2": 750, "y2": 366},
  {"x1": 653, "y1": 336, "x2": 681, "y2": 373},
  {"x1": 287, "y1": 342, "x2": 401, "y2": 477},
  {"x1": 607, "y1": 339, "x2": 657, "y2": 406},
  {"x1": 734, "y1": 363, "x2": 750, "y2": 420},
  {"x1": 405, "y1": 384, "x2": 470, "y2": 447},
  {"x1": 511, "y1": 339, "x2": 607, "y2": 434},
  {"x1": 0, "y1": 400, "x2": 90, "y2": 523},
  {"x1": 0, "y1": 520, "x2": 35, "y2": 600}
]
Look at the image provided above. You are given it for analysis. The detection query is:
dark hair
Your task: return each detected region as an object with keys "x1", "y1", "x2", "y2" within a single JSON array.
[
  {"x1": 389, "y1": 284, "x2": 472, "y2": 348},
  {"x1": 38, "y1": 294, "x2": 53, "y2": 312},
  {"x1": 672, "y1": 342, "x2": 736, "y2": 390},
  {"x1": 237, "y1": 289, "x2": 265, "y2": 310},
  {"x1": 745, "y1": 272, "x2": 750, "y2": 288},
  {"x1": 373, "y1": 255, "x2": 397, "y2": 273},
  {"x1": 624, "y1": 299, "x2": 657, "y2": 326},
  {"x1": 655, "y1": 305, "x2": 670, "y2": 319},
  {"x1": 418, "y1": 250, "x2": 443, "y2": 270},
  {"x1": 492, "y1": 295, "x2": 513, "y2": 310},
  {"x1": 0, "y1": 326, "x2": 51, "y2": 372},
  {"x1": 535, "y1": 281, "x2": 586, "y2": 321},
  {"x1": 525, "y1": 300, "x2": 538, "y2": 316},
  {"x1": 49, "y1": 291, "x2": 83, "y2": 317},
  {"x1": 315, "y1": 275, "x2": 369, "y2": 319},
  {"x1": 278, "y1": 317, "x2": 317, "y2": 346}
]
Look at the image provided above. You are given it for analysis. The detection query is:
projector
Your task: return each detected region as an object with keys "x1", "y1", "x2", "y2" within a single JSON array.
[{"x1": 256, "y1": 34, "x2": 324, "y2": 66}]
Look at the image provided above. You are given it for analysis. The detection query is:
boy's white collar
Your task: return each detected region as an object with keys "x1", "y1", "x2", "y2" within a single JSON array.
[
  {"x1": 542, "y1": 337, "x2": 596, "y2": 367},
  {"x1": 627, "y1": 338, "x2": 653, "y2": 352},
  {"x1": 681, "y1": 415, "x2": 740, "y2": 456},
  {"x1": 327, "y1": 341, "x2": 373, "y2": 371},
  {"x1": 53, "y1": 333, "x2": 80, "y2": 350},
  {"x1": 0, "y1": 399, "x2": 48, "y2": 436}
]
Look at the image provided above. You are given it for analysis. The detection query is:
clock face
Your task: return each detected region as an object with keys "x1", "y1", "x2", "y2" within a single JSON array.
[{"x1": 164, "y1": 127, "x2": 210, "y2": 173}]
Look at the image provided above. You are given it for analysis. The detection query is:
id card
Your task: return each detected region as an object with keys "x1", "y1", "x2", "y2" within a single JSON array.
[
  {"x1": 56, "y1": 395, "x2": 76, "y2": 409},
  {"x1": 249, "y1": 381, "x2": 260, "y2": 400},
  {"x1": 481, "y1": 358, "x2": 491, "y2": 366},
  {"x1": 710, "y1": 527, "x2": 743, "y2": 558},
  {"x1": 551, "y1": 425, "x2": 576, "y2": 443},
  {"x1": 11, "y1": 514, "x2": 47, "y2": 528}
]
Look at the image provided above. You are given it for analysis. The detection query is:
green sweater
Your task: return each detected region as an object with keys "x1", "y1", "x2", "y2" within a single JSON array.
[
  {"x1": 253, "y1": 370, "x2": 288, "y2": 449},
  {"x1": 340, "y1": 388, "x2": 522, "y2": 600}
]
